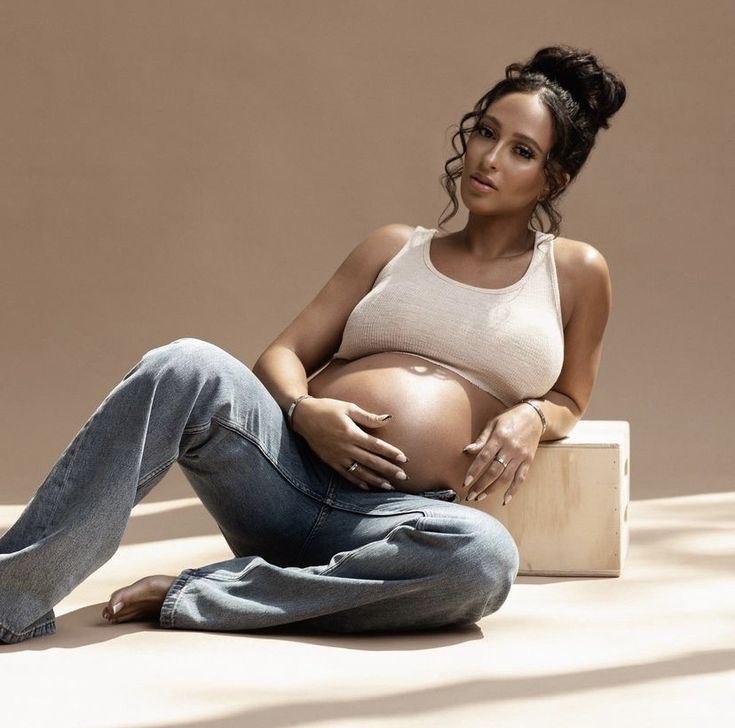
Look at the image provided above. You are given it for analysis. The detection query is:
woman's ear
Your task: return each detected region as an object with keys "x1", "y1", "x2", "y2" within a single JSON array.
[{"x1": 541, "y1": 172, "x2": 571, "y2": 200}]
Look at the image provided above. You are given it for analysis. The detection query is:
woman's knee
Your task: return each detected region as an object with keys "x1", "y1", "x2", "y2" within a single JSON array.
[
  {"x1": 140, "y1": 338, "x2": 252, "y2": 381},
  {"x1": 146, "y1": 337, "x2": 221, "y2": 363},
  {"x1": 438, "y1": 511, "x2": 520, "y2": 616},
  {"x1": 471, "y1": 514, "x2": 520, "y2": 617}
]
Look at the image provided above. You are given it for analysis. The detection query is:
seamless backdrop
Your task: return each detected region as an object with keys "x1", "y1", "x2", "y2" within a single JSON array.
[{"x1": 1, "y1": 0, "x2": 732, "y2": 505}]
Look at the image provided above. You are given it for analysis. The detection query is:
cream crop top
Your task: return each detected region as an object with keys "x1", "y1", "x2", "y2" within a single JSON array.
[{"x1": 331, "y1": 225, "x2": 565, "y2": 408}]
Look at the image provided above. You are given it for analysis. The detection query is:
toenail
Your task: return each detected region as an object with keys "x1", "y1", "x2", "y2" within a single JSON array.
[{"x1": 112, "y1": 601, "x2": 124, "y2": 615}]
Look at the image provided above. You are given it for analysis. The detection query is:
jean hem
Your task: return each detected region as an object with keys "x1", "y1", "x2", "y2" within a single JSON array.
[
  {"x1": 159, "y1": 569, "x2": 198, "y2": 629},
  {"x1": 0, "y1": 617, "x2": 57, "y2": 645}
]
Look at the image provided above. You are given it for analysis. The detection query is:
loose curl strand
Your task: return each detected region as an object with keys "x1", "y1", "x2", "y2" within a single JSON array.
[{"x1": 437, "y1": 44, "x2": 627, "y2": 237}]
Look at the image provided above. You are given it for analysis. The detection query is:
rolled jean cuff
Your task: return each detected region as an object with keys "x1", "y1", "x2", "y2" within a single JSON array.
[
  {"x1": 0, "y1": 615, "x2": 56, "y2": 645},
  {"x1": 159, "y1": 568, "x2": 200, "y2": 629}
]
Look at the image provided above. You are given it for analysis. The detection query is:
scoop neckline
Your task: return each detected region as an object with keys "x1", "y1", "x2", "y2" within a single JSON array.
[{"x1": 420, "y1": 225, "x2": 548, "y2": 294}]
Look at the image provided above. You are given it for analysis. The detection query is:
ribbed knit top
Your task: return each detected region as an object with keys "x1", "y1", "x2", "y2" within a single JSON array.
[{"x1": 332, "y1": 225, "x2": 565, "y2": 407}]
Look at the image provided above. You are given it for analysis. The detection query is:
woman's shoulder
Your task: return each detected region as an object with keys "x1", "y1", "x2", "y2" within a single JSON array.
[
  {"x1": 333, "y1": 223, "x2": 419, "y2": 293},
  {"x1": 554, "y1": 236, "x2": 609, "y2": 279},
  {"x1": 553, "y1": 236, "x2": 610, "y2": 328},
  {"x1": 363, "y1": 223, "x2": 421, "y2": 264},
  {"x1": 372, "y1": 222, "x2": 419, "y2": 247}
]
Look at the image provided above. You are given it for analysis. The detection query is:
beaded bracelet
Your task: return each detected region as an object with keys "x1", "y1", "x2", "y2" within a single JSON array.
[
  {"x1": 287, "y1": 394, "x2": 313, "y2": 430},
  {"x1": 520, "y1": 398, "x2": 547, "y2": 435}
]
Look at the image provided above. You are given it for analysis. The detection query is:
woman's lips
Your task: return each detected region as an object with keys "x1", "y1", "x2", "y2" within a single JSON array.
[{"x1": 469, "y1": 175, "x2": 496, "y2": 192}]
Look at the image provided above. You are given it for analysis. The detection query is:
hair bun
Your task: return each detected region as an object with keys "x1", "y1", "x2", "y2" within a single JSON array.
[{"x1": 518, "y1": 44, "x2": 626, "y2": 130}]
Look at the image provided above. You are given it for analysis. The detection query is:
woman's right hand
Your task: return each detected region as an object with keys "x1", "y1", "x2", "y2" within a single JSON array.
[{"x1": 291, "y1": 396, "x2": 409, "y2": 491}]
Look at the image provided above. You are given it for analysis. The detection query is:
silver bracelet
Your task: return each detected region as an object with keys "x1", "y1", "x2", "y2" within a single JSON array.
[
  {"x1": 287, "y1": 394, "x2": 313, "y2": 430},
  {"x1": 520, "y1": 398, "x2": 547, "y2": 435}
]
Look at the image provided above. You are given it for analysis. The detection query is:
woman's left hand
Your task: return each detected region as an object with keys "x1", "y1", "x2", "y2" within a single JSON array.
[{"x1": 460, "y1": 403, "x2": 544, "y2": 505}]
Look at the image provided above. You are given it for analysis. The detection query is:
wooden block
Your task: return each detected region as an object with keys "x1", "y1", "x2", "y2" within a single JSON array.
[{"x1": 471, "y1": 420, "x2": 630, "y2": 577}]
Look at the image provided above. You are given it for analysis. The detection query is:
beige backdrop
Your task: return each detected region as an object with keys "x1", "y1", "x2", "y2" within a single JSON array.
[{"x1": 1, "y1": 0, "x2": 732, "y2": 507}]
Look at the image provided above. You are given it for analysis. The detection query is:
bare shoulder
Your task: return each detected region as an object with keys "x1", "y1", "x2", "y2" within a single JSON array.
[
  {"x1": 367, "y1": 222, "x2": 417, "y2": 261},
  {"x1": 554, "y1": 236, "x2": 612, "y2": 316},
  {"x1": 555, "y1": 235, "x2": 607, "y2": 264},
  {"x1": 327, "y1": 223, "x2": 418, "y2": 301},
  {"x1": 347, "y1": 223, "x2": 418, "y2": 284}
]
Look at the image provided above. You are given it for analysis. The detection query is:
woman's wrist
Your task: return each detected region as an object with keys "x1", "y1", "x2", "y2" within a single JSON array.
[
  {"x1": 288, "y1": 394, "x2": 316, "y2": 433},
  {"x1": 518, "y1": 398, "x2": 547, "y2": 437}
]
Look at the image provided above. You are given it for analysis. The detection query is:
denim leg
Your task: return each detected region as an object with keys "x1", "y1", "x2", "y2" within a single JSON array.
[
  {"x1": 160, "y1": 497, "x2": 520, "y2": 633},
  {"x1": 1, "y1": 336, "x2": 520, "y2": 643},
  {"x1": 0, "y1": 337, "x2": 331, "y2": 644}
]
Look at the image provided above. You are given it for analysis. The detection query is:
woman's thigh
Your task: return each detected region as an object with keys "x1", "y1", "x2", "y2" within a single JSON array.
[{"x1": 132, "y1": 338, "x2": 339, "y2": 567}]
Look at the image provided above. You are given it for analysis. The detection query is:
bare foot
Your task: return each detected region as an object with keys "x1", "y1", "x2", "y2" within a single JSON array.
[{"x1": 102, "y1": 575, "x2": 177, "y2": 624}]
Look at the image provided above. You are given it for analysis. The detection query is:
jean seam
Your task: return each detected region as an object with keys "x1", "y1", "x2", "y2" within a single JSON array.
[
  {"x1": 295, "y1": 475, "x2": 335, "y2": 567},
  {"x1": 208, "y1": 415, "x2": 328, "y2": 501},
  {"x1": 186, "y1": 566, "x2": 254, "y2": 583},
  {"x1": 0, "y1": 617, "x2": 56, "y2": 642},
  {"x1": 182, "y1": 421, "x2": 211, "y2": 435},
  {"x1": 39, "y1": 423, "x2": 90, "y2": 540},
  {"x1": 318, "y1": 515, "x2": 426, "y2": 578},
  {"x1": 138, "y1": 454, "x2": 178, "y2": 489},
  {"x1": 160, "y1": 569, "x2": 198, "y2": 629}
]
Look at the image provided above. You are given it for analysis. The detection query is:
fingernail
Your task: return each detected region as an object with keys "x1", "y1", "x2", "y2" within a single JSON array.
[
  {"x1": 463, "y1": 444, "x2": 474, "y2": 453},
  {"x1": 504, "y1": 494, "x2": 513, "y2": 506},
  {"x1": 379, "y1": 414, "x2": 392, "y2": 420},
  {"x1": 396, "y1": 453, "x2": 408, "y2": 463},
  {"x1": 380, "y1": 481, "x2": 395, "y2": 490},
  {"x1": 466, "y1": 491, "x2": 477, "y2": 501},
  {"x1": 463, "y1": 475, "x2": 474, "y2": 487},
  {"x1": 396, "y1": 471, "x2": 408, "y2": 480},
  {"x1": 477, "y1": 493, "x2": 487, "y2": 502},
  {"x1": 357, "y1": 483, "x2": 370, "y2": 491},
  {"x1": 112, "y1": 601, "x2": 124, "y2": 615}
]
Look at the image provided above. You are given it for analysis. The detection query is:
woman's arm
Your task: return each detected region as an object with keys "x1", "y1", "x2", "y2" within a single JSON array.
[
  {"x1": 461, "y1": 247, "x2": 612, "y2": 502},
  {"x1": 251, "y1": 224, "x2": 413, "y2": 429},
  {"x1": 517, "y1": 389, "x2": 583, "y2": 442},
  {"x1": 530, "y1": 243, "x2": 613, "y2": 440},
  {"x1": 251, "y1": 345, "x2": 310, "y2": 421}
]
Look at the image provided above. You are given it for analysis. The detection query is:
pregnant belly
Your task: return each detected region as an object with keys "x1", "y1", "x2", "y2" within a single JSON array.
[{"x1": 307, "y1": 352, "x2": 508, "y2": 493}]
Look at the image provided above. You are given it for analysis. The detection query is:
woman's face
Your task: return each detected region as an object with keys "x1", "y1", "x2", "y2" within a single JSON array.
[{"x1": 460, "y1": 92, "x2": 557, "y2": 216}]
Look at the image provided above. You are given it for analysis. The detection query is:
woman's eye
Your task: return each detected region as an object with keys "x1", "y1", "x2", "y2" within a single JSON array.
[{"x1": 476, "y1": 125, "x2": 534, "y2": 159}]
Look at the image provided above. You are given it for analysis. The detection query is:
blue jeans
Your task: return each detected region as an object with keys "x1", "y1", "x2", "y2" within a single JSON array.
[{"x1": 0, "y1": 338, "x2": 520, "y2": 644}]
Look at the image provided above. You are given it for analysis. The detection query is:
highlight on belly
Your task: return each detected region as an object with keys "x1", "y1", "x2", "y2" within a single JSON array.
[{"x1": 308, "y1": 351, "x2": 508, "y2": 492}]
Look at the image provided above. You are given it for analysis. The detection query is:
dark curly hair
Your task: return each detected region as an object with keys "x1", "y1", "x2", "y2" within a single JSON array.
[{"x1": 438, "y1": 44, "x2": 627, "y2": 236}]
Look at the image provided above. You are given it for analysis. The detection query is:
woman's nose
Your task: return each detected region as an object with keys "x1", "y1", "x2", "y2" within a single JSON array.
[{"x1": 481, "y1": 146, "x2": 500, "y2": 168}]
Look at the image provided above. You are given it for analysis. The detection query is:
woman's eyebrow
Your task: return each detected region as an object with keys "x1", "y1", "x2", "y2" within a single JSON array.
[{"x1": 481, "y1": 114, "x2": 544, "y2": 154}]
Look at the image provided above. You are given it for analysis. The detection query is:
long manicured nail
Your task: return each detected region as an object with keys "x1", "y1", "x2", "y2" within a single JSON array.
[
  {"x1": 380, "y1": 481, "x2": 395, "y2": 491},
  {"x1": 477, "y1": 493, "x2": 487, "y2": 502},
  {"x1": 466, "y1": 491, "x2": 477, "y2": 501},
  {"x1": 396, "y1": 453, "x2": 408, "y2": 463},
  {"x1": 503, "y1": 494, "x2": 513, "y2": 506},
  {"x1": 463, "y1": 475, "x2": 474, "y2": 487}
]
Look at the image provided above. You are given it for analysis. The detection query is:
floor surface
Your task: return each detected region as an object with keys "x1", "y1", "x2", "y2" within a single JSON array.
[{"x1": 1, "y1": 490, "x2": 733, "y2": 728}]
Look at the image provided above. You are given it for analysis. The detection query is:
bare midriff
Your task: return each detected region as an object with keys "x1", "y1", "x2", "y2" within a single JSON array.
[{"x1": 307, "y1": 352, "x2": 510, "y2": 494}]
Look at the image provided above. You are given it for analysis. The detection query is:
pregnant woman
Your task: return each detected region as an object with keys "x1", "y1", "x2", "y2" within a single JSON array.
[{"x1": 1, "y1": 44, "x2": 625, "y2": 644}]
